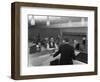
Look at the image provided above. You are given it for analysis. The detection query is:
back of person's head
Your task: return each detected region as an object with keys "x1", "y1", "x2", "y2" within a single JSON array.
[{"x1": 63, "y1": 38, "x2": 69, "y2": 43}]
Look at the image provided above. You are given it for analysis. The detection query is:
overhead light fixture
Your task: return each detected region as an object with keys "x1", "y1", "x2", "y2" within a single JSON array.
[
  {"x1": 30, "y1": 15, "x2": 35, "y2": 26},
  {"x1": 46, "y1": 16, "x2": 50, "y2": 26}
]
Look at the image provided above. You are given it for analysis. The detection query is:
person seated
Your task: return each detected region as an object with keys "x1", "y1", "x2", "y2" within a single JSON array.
[
  {"x1": 42, "y1": 37, "x2": 49, "y2": 48},
  {"x1": 30, "y1": 43, "x2": 37, "y2": 54},
  {"x1": 36, "y1": 42, "x2": 41, "y2": 52}
]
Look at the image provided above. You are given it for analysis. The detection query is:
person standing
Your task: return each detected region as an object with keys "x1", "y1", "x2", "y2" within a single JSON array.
[
  {"x1": 82, "y1": 37, "x2": 86, "y2": 46},
  {"x1": 74, "y1": 40, "x2": 80, "y2": 50},
  {"x1": 52, "y1": 38, "x2": 76, "y2": 65},
  {"x1": 47, "y1": 37, "x2": 58, "y2": 50}
]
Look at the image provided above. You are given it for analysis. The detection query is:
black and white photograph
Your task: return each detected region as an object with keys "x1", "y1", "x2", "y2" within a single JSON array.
[
  {"x1": 11, "y1": 2, "x2": 97, "y2": 79},
  {"x1": 28, "y1": 15, "x2": 88, "y2": 66}
]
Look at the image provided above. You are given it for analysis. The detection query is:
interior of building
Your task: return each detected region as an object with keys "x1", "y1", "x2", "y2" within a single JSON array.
[{"x1": 28, "y1": 15, "x2": 88, "y2": 66}]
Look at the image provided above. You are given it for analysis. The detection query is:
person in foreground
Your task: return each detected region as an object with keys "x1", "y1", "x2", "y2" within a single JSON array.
[{"x1": 52, "y1": 38, "x2": 76, "y2": 65}]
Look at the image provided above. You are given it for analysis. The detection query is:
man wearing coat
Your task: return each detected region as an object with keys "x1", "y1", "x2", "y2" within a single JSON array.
[{"x1": 52, "y1": 38, "x2": 76, "y2": 65}]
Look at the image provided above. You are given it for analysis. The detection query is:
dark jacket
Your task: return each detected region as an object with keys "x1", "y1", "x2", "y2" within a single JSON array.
[
  {"x1": 53, "y1": 43, "x2": 76, "y2": 65},
  {"x1": 48, "y1": 42, "x2": 56, "y2": 48}
]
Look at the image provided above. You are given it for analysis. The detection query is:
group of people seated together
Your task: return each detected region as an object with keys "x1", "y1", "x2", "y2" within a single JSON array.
[
  {"x1": 29, "y1": 37, "x2": 58, "y2": 53},
  {"x1": 28, "y1": 35, "x2": 87, "y2": 66}
]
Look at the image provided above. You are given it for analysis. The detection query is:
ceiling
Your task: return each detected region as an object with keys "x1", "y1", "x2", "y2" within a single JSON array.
[{"x1": 28, "y1": 15, "x2": 88, "y2": 27}]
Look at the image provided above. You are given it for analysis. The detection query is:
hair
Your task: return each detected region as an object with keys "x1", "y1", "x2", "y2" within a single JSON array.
[{"x1": 63, "y1": 38, "x2": 69, "y2": 42}]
